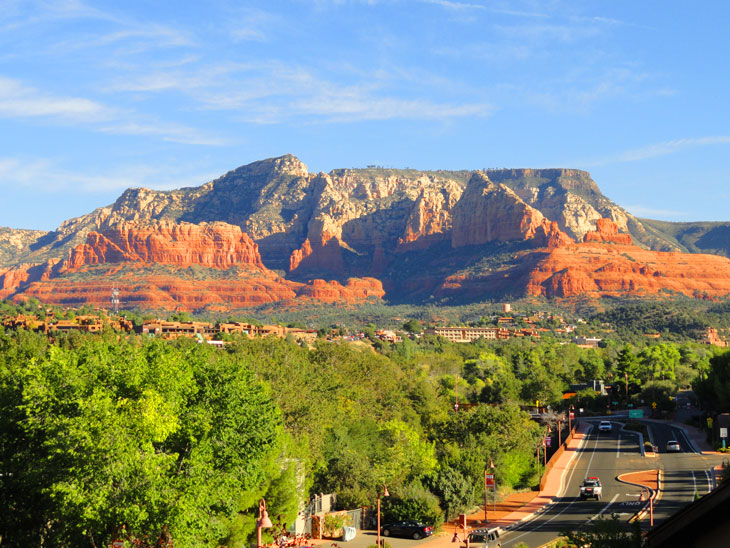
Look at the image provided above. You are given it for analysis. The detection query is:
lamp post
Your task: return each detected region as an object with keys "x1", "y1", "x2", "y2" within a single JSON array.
[
  {"x1": 257, "y1": 499, "x2": 273, "y2": 548},
  {"x1": 376, "y1": 485, "x2": 389, "y2": 548}
]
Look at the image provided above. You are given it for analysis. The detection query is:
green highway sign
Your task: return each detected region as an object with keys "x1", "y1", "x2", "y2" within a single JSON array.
[{"x1": 629, "y1": 409, "x2": 643, "y2": 418}]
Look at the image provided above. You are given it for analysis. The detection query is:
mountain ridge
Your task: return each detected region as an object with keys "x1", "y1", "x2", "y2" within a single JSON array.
[{"x1": 3, "y1": 155, "x2": 730, "y2": 311}]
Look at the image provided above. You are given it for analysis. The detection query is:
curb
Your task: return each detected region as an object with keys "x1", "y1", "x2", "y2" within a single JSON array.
[
  {"x1": 494, "y1": 423, "x2": 593, "y2": 532},
  {"x1": 617, "y1": 469, "x2": 661, "y2": 523}
]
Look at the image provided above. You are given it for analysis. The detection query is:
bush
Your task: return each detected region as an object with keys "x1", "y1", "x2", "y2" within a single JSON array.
[
  {"x1": 382, "y1": 482, "x2": 443, "y2": 528},
  {"x1": 323, "y1": 513, "x2": 349, "y2": 538}
]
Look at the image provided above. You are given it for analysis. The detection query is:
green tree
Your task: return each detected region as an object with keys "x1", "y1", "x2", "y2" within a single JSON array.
[
  {"x1": 0, "y1": 336, "x2": 284, "y2": 547},
  {"x1": 561, "y1": 513, "x2": 642, "y2": 548}
]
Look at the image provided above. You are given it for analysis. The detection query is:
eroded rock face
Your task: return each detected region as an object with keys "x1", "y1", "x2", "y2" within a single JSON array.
[
  {"x1": 525, "y1": 241, "x2": 730, "y2": 298},
  {"x1": 583, "y1": 218, "x2": 633, "y2": 245},
  {"x1": 5, "y1": 218, "x2": 384, "y2": 311},
  {"x1": 3, "y1": 155, "x2": 730, "y2": 310},
  {"x1": 451, "y1": 172, "x2": 575, "y2": 247},
  {"x1": 64, "y1": 221, "x2": 265, "y2": 270}
]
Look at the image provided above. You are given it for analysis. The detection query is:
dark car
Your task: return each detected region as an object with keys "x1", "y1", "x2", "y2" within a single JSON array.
[{"x1": 380, "y1": 521, "x2": 434, "y2": 540}]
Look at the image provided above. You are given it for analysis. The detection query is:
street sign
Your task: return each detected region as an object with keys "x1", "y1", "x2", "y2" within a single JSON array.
[
  {"x1": 629, "y1": 409, "x2": 643, "y2": 418},
  {"x1": 545, "y1": 437, "x2": 552, "y2": 447},
  {"x1": 485, "y1": 473, "x2": 495, "y2": 487},
  {"x1": 651, "y1": 402, "x2": 657, "y2": 409},
  {"x1": 569, "y1": 411, "x2": 575, "y2": 419},
  {"x1": 721, "y1": 428, "x2": 728, "y2": 439}
]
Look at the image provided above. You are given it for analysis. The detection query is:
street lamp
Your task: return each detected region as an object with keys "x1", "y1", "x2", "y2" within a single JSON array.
[
  {"x1": 376, "y1": 485, "x2": 389, "y2": 548},
  {"x1": 257, "y1": 498, "x2": 273, "y2": 548}
]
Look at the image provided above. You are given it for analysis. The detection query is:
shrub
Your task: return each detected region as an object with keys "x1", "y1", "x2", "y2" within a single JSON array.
[{"x1": 382, "y1": 482, "x2": 443, "y2": 528}]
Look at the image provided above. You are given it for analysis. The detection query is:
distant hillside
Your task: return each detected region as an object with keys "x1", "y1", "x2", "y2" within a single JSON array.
[{"x1": 639, "y1": 218, "x2": 730, "y2": 257}]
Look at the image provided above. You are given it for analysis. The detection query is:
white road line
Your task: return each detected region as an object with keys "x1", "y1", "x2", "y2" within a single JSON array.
[
  {"x1": 691, "y1": 471, "x2": 697, "y2": 497},
  {"x1": 588, "y1": 494, "x2": 619, "y2": 522},
  {"x1": 506, "y1": 426, "x2": 599, "y2": 545},
  {"x1": 704, "y1": 470, "x2": 712, "y2": 493},
  {"x1": 616, "y1": 433, "x2": 621, "y2": 458}
]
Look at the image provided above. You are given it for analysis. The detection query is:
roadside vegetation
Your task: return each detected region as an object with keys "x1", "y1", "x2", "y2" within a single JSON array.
[{"x1": 2, "y1": 296, "x2": 730, "y2": 546}]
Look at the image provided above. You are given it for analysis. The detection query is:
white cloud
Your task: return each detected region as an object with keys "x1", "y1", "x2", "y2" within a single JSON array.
[
  {"x1": 586, "y1": 136, "x2": 730, "y2": 166},
  {"x1": 98, "y1": 121, "x2": 231, "y2": 146},
  {"x1": 0, "y1": 155, "x2": 219, "y2": 194},
  {"x1": 0, "y1": 76, "x2": 113, "y2": 121}
]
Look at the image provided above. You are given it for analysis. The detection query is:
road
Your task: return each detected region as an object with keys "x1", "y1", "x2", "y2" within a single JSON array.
[
  {"x1": 497, "y1": 420, "x2": 645, "y2": 547},
  {"x1": 329, "y1": 418, "x2": 727, "y2": 548},
  {"x1": 646, "y1": 421, "x2": 725, "y2": 525},
  {"x1": 496, "y1": 419, "x2": 727, "y2": 547}
]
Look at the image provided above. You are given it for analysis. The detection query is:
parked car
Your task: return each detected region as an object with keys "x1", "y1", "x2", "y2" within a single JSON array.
[
  {"x1": 666, "y1": 440, "x2": 681, "y2": 452},
  {"x1": 380, "y1": 521, "x2": 434, "y2": 540},
  {"x1": 598, "y1": 421, "x2": 612, "y2": 432}
]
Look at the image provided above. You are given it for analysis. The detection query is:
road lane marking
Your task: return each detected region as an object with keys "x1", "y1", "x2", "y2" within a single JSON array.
[
  {"x1": 506, "y1": 426, "x2": 602, "y2": 545},
  {"x1": 588, "y1": 494, "x2": 619, "y2": 521},
  {"x1": 616, "y1": 433, "x2": 621, "y2": 458},
  {"x1": 691, "y1": 471, "x2": 697, "y2": 498},
  {"x1": 704, "y1": 470, "x2": 712, "y2": 493}
]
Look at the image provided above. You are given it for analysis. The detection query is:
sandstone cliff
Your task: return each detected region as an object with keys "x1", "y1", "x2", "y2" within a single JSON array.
[
  {"x1": 2, "y1": 155, "x2": 730, "y2": 310},
  {"x1": 64, "y1": 221, "x2": 265, "y2": 270}
]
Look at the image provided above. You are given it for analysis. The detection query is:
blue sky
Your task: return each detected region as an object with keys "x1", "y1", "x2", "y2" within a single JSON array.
[{"x1": 1, "y1": 0, "x2": 729, "y2": 231}]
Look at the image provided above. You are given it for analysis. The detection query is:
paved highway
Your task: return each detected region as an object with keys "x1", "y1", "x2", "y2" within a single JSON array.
[
  {"x1": 498, "y1": 420, "x2": 646, "y2": 547},
  {"x1": 646, "y1": 421, "x2": 725, "y2": 526},
  {"x1": 498, "y1": 419, "x2": 726, "y2": 547}
]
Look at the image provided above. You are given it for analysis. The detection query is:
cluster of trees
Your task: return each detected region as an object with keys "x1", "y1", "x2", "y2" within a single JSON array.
[{"x1": 0, "y1": 313, "x2": 724, "y2": 546}]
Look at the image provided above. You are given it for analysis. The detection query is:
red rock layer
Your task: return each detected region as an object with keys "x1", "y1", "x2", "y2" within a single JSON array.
[
  {"x1": 18, "y1": 274, "x2": 385, "y2": 312},
  {"x1": 583, "y1": 218, "x2": 633, "y2": 245},
  {"x1": 526, "y1": 242, "x2": 730, "y2": 298},
  {"x1": 65, "y1": 221, "x2": 264, "y2": 270}
]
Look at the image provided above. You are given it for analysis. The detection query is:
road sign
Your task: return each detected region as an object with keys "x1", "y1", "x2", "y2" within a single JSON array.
[
  {"x1": 721, "y1": 428, "x2": 728, "y2": 439},
  {"x1": 545, "y1": 437, "x2": 552, "y2": 448},
  {"x1": 569, "y1": 410, "x2": 575, "y2": 419},
  {"x1": 651, "y1": 402, "x2": 657, "y2": 409},
  {"x1": 629, "y1": 409, "x2": 643, "y2": 418},
  {"x1": 485, "y1": 473, "x2": 495, "y2": 487}
]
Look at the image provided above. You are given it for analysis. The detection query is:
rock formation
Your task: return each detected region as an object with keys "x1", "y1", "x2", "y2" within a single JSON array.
[
  {"x1": 583, "y1": 218, "x2": 633, "y2": 245},
  {"x1": 2, "y1": 154, "x2": 730, "y2": 311}
]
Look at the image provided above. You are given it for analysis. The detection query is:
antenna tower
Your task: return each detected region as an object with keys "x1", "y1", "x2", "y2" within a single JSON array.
[{"x1": 111, "y1": 287, "x2": 120, "y2": 315}]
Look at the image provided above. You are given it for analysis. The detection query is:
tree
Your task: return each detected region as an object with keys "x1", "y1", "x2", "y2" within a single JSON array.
[
  {"x1": 402, "y1": 319, "x2": 422, "y2": 333},
  {"x1": 0, "y1": 335, "x2": 285, "y2": 547},
  {"x1": 561, "y1": 513, "x2": 642, "y2": 548}
]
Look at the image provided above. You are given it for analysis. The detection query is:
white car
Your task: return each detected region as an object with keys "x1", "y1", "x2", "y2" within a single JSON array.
[
  {"x1": 580, "y1": 477, "x2": 602, "y2": 500},
  {"x1": 666, "y1": 440, "x2": 681, "y2": 452},
  {"x1": 598, "y1": 421, "x2": 612, "y2": 432}
]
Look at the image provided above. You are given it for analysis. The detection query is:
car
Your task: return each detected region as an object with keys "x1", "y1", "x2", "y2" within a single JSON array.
[
  {"x1": 666, "y1": 440, "x2": 681, "y2": 452},
  {"x1": 467, "y1": 527, "x2": 501, "y2": 548},
  {"x1": 380, "y1": 521, "x2": 434, "y2": 540},
  {"x1": 598, "y1": 421, "x2": 612, "y2": 432},
  {"x1": 579, "y1": 477, "x2": 602, "y2": 500}
]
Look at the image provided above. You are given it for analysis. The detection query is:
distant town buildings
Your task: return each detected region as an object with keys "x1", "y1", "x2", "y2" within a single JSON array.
[
  {"x1": 571, "y1": 336, "x2": 602, "y2": 349},
  {"x1": 702, "y1": 327, "x2": 728, "y2": 347}
]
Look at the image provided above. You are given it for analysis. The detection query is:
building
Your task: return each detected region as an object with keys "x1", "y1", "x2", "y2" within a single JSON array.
[
  {"x1": 702, "y1": 327, "x2": 728, "y2": 347},
  {"x1": 571, "y1": 336, "x2": 602, "y2": 349},
  {"x1": 425, "y1": 326, "x2": 498, "y2": 343}
]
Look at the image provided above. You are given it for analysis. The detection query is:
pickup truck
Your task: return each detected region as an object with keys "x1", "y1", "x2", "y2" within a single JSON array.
[{"x1": 579, "y1": 477, "x2": 602, "y2": 500}]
